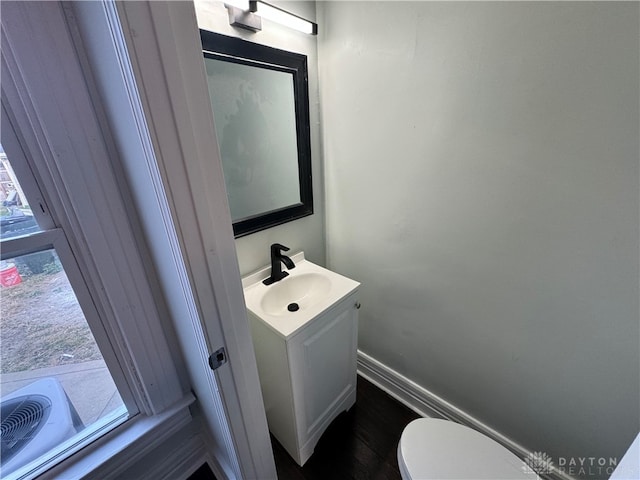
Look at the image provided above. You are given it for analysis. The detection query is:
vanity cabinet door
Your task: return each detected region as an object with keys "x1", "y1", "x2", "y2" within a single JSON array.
[{"x1": 288, "y1": 293, "x2": 359, "y2": 454}]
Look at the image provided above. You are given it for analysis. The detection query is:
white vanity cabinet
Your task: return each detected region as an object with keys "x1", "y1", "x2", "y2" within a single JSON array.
[
  {"x1": 248, "y1": 292, "x2": 359, "y2": 466},
  {"x1": 243, "y1": 254, "x2": 360, "y2": 466}
]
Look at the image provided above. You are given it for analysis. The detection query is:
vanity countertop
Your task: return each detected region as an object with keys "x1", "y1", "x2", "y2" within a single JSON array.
[{"x1": 242, "y1": 252, "x2": 360, "y2": 338}]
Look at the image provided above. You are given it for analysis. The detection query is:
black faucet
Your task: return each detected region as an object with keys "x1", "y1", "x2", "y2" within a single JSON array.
[{"x1": 263, "y1": 243, "x2": 295, "y2": 285}]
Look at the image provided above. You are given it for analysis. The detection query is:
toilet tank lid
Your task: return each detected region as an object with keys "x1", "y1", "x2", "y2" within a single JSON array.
[
  {"x1": 399, "y1": 419, "x2": 539, "y2": 480},
  {"x1": 610, "y1": 432, "x2": 639, "y2": 480}
]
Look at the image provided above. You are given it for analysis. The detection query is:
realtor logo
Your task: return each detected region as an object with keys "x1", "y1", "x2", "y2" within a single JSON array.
[{"x1": 523, "y1": 451, "x2": 554, "y2": 475}]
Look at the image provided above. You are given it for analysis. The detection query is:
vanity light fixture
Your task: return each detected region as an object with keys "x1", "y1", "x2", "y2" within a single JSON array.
[
  {"x1": 225, "y1": 1, "x2": 262, "y2": 32},
  {"x1": 225, "y1": 1, "x2": 318, "y2": 35},
  {"x1": 250, "y1": 1, "x2": 318, "y2": 35}
]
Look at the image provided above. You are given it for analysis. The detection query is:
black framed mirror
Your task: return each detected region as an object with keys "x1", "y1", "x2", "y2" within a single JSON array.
[{"x1": 201, "y1": 30, "x2": 313, "y2": 238}]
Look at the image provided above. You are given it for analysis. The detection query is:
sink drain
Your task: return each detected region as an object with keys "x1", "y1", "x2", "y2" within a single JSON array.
[{"x1": 287, "y1": 303, "x2": 299, "y2": 312}]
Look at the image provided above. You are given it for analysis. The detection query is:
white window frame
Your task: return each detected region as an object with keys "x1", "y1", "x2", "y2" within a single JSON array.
[
  {"x1": 1, "y1": 2, "x2": 194, "y2": 478},
  {"x1": 0, "y1": 107, "x2": 137, "y2": 419}
]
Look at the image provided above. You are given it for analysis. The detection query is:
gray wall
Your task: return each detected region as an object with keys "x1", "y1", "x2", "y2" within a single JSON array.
[
  {"x1": 195, "y1": 1, "x2": 325, "y2": 276},
  {"x1": 318, "y1": 1, "x2": 639, "y2": 469}
]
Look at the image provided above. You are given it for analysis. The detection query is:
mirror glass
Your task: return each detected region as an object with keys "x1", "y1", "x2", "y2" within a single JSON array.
[{"x1": 201, "y1": 31, "x2": 313, "y2": 237}]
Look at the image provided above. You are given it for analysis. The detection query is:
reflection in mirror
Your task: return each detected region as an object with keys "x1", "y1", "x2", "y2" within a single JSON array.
[
  {"x1": 205, "y1": 58, "x2": 300, "y2": 221},
  {"x1": 201, "y1": 31, "x2": 313, "y2": 237}
]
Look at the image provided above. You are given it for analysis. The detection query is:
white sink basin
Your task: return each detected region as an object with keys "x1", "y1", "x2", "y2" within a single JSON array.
[
  {"x1": 242, "y1": 252, "x2": 360, "y2": 338},
  {"x1": 260, "y1": 272, "x2": 332, "y2": 317}
]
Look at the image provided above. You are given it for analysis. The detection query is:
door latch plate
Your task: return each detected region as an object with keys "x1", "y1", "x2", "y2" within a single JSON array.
[{"x1": 209, "y1": 347, "x2": 227, "y2": 371}]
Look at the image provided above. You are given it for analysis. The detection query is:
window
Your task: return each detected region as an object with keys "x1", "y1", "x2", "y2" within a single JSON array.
[
  {"x1": 0, "y1": 2, "x2": 193, "y2": 478},
  {"x1": 0, "y1": 137, "x2": 132, "y2": 479}
]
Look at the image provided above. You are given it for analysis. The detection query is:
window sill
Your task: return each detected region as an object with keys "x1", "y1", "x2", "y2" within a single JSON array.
[{"x1": 36, "y1": 393, "x2": 195, "y2": 480}]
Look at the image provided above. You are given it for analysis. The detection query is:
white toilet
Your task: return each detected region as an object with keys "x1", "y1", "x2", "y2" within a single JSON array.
[{"x1": 398, "y1": 418, "x2": 539, "y2": 480}]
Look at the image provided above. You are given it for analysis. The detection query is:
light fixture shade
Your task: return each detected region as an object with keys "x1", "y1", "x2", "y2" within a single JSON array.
[
  {"x1": 250, "y1": 1, "x2": 317, "y2": 35},
  {"x1": 224, "y1": 0, "x2": 250, "y2": 10}
]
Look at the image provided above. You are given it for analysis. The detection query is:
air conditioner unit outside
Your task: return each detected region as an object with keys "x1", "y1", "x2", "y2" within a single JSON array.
[{"x1": 1, "y1": 377, "x2": 84, "y2": 476}]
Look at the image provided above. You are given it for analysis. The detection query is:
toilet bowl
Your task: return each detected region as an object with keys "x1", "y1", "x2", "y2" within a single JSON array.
[{"x1": 398, "y1": 418, "x2": 539, "y2": 480}]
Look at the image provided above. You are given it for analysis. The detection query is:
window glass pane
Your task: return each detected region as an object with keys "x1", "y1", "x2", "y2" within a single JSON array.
[
  {"x1": 0, "y1": 144, "x2": 41, "y2": 241},
  {"x1": 0, "y1": 249, "x2": 126, "y2": 477}
]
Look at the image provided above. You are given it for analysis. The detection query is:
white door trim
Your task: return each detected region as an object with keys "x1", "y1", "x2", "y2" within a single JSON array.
[{"x1": 67, "y1": 1, "x2": 277, "y2": 478}]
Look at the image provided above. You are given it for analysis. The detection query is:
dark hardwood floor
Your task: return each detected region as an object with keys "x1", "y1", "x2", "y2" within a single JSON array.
[{"x1": 271, "y1": 376, "x2": 420, "y2": 480}]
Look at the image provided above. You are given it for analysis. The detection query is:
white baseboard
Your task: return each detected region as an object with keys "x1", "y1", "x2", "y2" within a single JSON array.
[
  {"x1": 357, "y1": 350, "x2": 576, "y2": 480},
  {"x1": 202, "y1": 452, "x2": 227, "y2": 480},
  {"x1": 154, "y1": 434, "x2": 207, "y2": 480},
  {"x1": 139, "y1": 432, "x2": 223, "y2": 480}
]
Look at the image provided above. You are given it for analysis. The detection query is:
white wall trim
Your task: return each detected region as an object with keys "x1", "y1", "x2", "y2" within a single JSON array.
[
  {"x1": 141, "y1": 433, "x2": 214, "y2": 480},
  {"x1": 90, "y1": 417, "x2": 225, "y2": 480},
  {"x1": 41, "y1": 395, "x2": 194, "y2": 480},
  {"x1": 197, "y1": 454, "x2": 226, "y2": 480},
  {"x1": 357, "y1": 350, "x2": 577, "y2": 480},
  {"x1": 101, "y1": 1, "x2": 277, "y2": 478}
]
